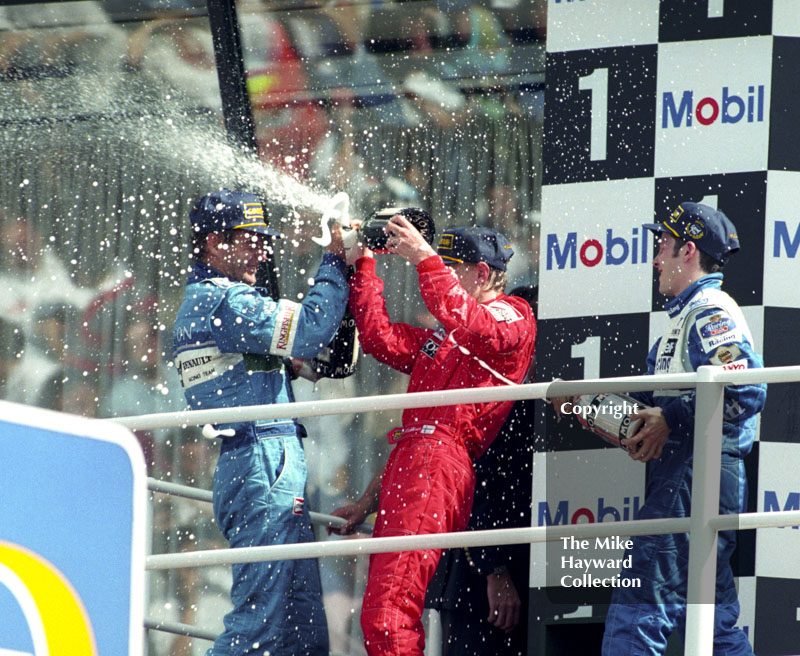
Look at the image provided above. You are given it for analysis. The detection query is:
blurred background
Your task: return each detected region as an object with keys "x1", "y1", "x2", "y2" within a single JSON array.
[{"x1": 0, "y1": 1, "x2": 544, "y2": 653}]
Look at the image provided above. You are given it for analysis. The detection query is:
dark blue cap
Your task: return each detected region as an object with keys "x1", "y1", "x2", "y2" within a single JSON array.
[
  {"x1": 190, "y1": 189, "x2": 282, "y2": 238},
  {"x1": 643, "y1": 202, "x2": 739, "y2": 264},
  {"x1": 437, "y1": 226, "x2": 514, "y2": 271}
]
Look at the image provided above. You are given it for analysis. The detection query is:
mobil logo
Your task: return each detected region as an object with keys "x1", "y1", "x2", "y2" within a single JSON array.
[
  {"x1": 546, "y1": 228, "x2": 648, "y2": 270},
  {"x1": 538, "y1": 496, "x2": 642, "y2": 525},
  {"x1": 773, "y1": 220, "x2": 800, "y2": 259},
  {"x1": 763, "y1": 490, "x2": 800, "y2": 529},
  {"x1": 662, "y1": 85, "x2": 765, "y2": 128}
]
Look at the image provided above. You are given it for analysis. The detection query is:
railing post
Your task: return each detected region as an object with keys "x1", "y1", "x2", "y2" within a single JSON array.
[
  {"x1": 685, "y1": 365, "x2": 725, "y2": 655},
  {"x1": 425, "y1": 609, "x2": 442, "y2": 656}
]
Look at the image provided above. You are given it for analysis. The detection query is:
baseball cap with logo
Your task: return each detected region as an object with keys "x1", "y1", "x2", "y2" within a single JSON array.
[
  {"x1": 437, "y1": 226, "x2": 514, "y2": 271},
  {"x1": 190, "y1": 189, "x2": 282, "y2": 238},
  {"x1": 643, "y1": 202, "x2": 739, "y2": 264}
]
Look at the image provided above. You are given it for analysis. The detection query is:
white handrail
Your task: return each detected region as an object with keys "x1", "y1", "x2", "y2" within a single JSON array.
[
  {"x1": 109, "y1": 367, "x2": 800, "y2": 432},
  {"x1": 146, "y1": 477, "x2": 374, "y2": 533},
  {"x1": 711, "y1": 509, "x2": 800, "y2": 530},
  {"x1": 131, "y1": 364, "x2": 800, "y2": 655},
  {"x1": 110, "y1": 373, "x2": 702, "y2": 430},
  {"x1": 146, "y1": 517, "x2": 694, "y2": 570},
  {"x1": 144, "y1": 507, "x2": 800, "y2": 571},
  {"x1": 144, "y1": 617, "x2": 217, "y2": 641},
  {"x1": 142, "y1": 505, "x2": 800, "y2": 646}
]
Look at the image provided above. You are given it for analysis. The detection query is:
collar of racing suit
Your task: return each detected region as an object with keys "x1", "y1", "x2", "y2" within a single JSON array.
[
  {"x1": 664, "y1": 273, "x2": 724, "y2": 319},
  {"x1": 189, "y1": 260, "x2": 228, "y2": 285}
]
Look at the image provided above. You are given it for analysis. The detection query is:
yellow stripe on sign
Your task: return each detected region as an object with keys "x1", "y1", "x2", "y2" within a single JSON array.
[{"x1": 0, "y1": 541, "x2": 97, "y2": 656}]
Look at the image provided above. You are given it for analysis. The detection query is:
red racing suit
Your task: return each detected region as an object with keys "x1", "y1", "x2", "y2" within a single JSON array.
[{"x1": 349, "y1": 255, "x2": 536, "y2": 656}]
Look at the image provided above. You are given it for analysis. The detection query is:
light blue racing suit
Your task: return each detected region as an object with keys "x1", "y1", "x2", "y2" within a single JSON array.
[
  {"x1": 602, "y1": 274, "x2": 767, "y2": 656},
  {"x1": 173, "y1": 255, "x2": 348, "y2": 656}
]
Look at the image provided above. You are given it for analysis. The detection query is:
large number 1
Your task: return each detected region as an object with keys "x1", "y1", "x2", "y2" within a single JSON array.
[
  {"x1": 698, "y1": 194, "x2": 718, "y2": 209},
  {"x1": 578, "y1": 68, "x2": 608, "y2": 161},
  {"x1": 571, "y1": 336, "x2": 601, "y2": 380}
]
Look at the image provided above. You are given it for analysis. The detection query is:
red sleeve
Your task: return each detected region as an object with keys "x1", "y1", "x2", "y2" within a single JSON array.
[
  {"x1": 348, "y1": 257, "x2": 429, "y2": 374},
  {"x1": 416, "y1": 255, "x2": 536, "y2": 357}
]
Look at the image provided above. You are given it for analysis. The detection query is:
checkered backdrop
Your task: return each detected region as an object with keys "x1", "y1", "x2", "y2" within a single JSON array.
[{"x1": 529, "y1": 2, "x2": 800, "y2": 654}]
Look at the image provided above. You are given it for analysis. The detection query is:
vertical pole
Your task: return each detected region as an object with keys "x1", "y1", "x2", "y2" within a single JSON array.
[
  {"x1": 205, "y1": 0, "x2": 281, "y2": 299},
  {"x1": 684, "y1": 365, "x2": 725, "y2": 654},
  {"x1": 206, "y1": 0, "x2": 257, "y2": 153},
  {"x1": 425, "y1": 609, "x2": 442, "y2": 656}
]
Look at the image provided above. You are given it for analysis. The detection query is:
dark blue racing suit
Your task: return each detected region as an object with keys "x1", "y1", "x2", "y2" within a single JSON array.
[
  {"x1": 173, "y1": 255, "x2": 348, "y2": 656},
  {"x1": 602, "y1": 274, "x2": 766, "y2": 655}
]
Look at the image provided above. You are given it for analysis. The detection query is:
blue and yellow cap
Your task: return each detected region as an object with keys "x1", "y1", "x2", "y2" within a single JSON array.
[
  {"x1": 190, "y1": 189, "x2": 282, "y2": 238},
  {"x1": 643, "y1": 202, "x2": 739, "y2": 264},
  {"x1": 437, "y1": 226, "x2": 514, "y2": 271}
]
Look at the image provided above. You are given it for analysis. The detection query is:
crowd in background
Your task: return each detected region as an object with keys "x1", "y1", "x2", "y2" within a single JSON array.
[{"x1": 0, "y1": 1, "x2": 543, "y2": 654}]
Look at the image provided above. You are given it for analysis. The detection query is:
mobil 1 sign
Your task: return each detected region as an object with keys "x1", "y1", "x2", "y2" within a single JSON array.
[
  {"x1": 764, "y1": 171, "x2": 800, "y2": 308},
  {"x1": 534, "y1": 312, "x2": 650, "y2": 453},
  {"x1": 546, "y1": 0, "x2": 659, "y2": 52},
  {"x1": 539, "y1": 178, "x2": 654, "y2": 319},
  {"x1": 658, "y1": 0, "x2": 772, "y2": 42},
  {"x1": 543, "y1": 45, "x2": 657, "y2": 185},
  {"x1": 755, "y1": 441, "x2": 800, "y2": 580},
  {"x1": 655, "y1": 36, "x2": 771, "y2": 177},
  {"x1": 532, "y1": 448, "x2": 646, "y2": 605}
]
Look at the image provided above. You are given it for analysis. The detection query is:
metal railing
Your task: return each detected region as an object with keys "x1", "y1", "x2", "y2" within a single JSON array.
[
  {"x1": 114, "y1": 365, "x2": 800, "y2": 655},
  {"x1": 147, "y1": 477, "x2": 373, "y2": 534}
]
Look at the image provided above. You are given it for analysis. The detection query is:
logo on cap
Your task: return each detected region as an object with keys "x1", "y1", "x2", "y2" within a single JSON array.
[
  {"x1": 644, "y1": 201, "x2": 739, "y2": 265},
  {"x1": 660, "y1": 205, "x2": 686, "y2": 237},
  {"x1": 233, "y1": 202, "x2": 268, "y2": 230},
  {"x1": 438, "y1": 234, "x2": 454, "y2": 250},
  {"x1": 243, "y1": 203, "x2": 265, "y2": 221},
  {"x1": 685, "y1": 221, "x2": 705, "y2": 240}
]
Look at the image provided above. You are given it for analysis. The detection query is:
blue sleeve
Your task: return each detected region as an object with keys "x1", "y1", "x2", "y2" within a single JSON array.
[
  {"x1": 630, "y1": 339, "x2": 659, "y2": 407},
  {"x1": 210, "y1": 253, "x2": 349, "y2": 359},
  {"x1": 659, "y1": 306, "x2": 766, "y2": 434}
]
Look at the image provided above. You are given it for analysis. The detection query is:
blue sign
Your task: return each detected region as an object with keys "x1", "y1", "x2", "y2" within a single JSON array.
[{"x1": 0, "y1": 402, "x2": 146, "y2": 655}]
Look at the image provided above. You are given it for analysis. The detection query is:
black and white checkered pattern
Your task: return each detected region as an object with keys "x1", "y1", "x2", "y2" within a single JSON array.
[{"x1": 531, "y1": 2, "x2": 800, "y2": 653}]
